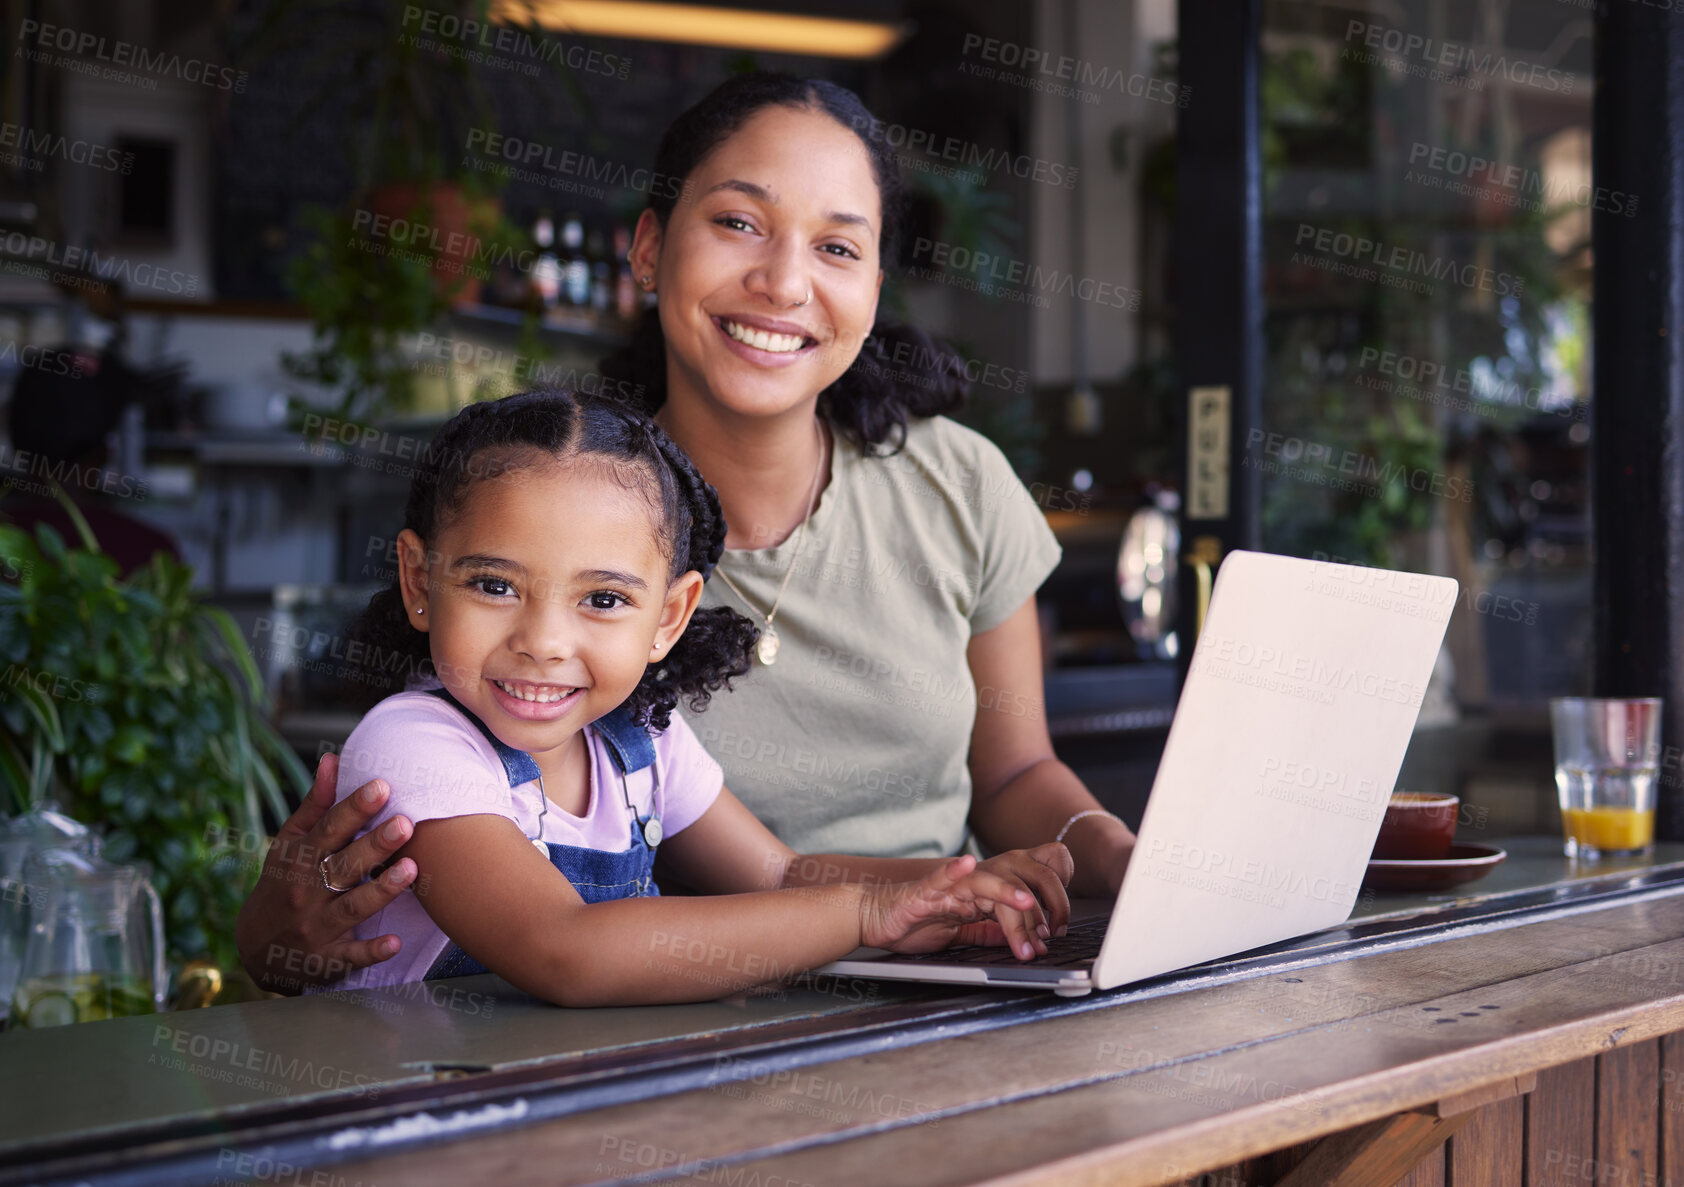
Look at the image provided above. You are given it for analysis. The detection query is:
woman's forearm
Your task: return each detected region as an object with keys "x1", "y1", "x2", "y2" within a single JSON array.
[
  {"x1": 969, "y1": 757, "x2": 1135, "y2": 898},
  {"x1": 512, "y1": 884, "x2": 868, "y2": 1007}
]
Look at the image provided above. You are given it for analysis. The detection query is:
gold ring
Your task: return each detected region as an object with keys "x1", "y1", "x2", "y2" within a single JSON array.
[{"x1": 319, "y1": 856, "x2": 355, "y2": 894}]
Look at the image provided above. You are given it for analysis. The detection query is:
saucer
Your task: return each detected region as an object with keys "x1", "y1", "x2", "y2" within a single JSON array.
[{"x1": 1363, "y1": 843, "x2": 1507, "y2": 892}]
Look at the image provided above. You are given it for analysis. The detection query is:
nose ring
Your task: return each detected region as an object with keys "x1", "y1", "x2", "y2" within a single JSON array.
[{"x1": 791, "y1": 287, "x2": 811, "y2": 307}]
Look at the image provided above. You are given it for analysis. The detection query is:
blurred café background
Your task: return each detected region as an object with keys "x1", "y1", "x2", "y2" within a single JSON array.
[{"x1": 0, "y1": 0, "x2": 1616, "y2": 971}]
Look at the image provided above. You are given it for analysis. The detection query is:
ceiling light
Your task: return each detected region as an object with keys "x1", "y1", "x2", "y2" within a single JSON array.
[{"x1": 491, "y1": 1, "x2": 909, "y2": 60}]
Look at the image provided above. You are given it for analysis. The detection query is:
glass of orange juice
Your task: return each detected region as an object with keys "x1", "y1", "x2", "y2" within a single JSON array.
[{"x1": 1550, "y1": 697, "x2": 1663, "y2": 860}]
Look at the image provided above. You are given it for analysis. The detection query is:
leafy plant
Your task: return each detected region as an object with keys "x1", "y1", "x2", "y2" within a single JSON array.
[
  {"x1": 237, "y1": 0, "x2": 556, "y2": 422},
  {"x1": 0, "y1": 503, "x2": 307, "y2": 971},
  {"x1": 281, "y1": 194, "x2": 528, "y2": 422}
]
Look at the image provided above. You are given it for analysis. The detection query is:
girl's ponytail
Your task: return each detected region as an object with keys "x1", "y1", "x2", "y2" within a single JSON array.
[{"x1": 617, "y1": 419, "x2": 756, "y2": 732}]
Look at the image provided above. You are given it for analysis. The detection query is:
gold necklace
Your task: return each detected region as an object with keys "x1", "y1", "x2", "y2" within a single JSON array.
[{"x1": 712, "y1": 418, "x2": 826, "y2": 666}]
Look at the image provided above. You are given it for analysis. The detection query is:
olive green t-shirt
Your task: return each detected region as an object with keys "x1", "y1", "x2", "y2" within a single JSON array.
[{"x1": 682, "y1": 415, "x2": 1063, "y2": 859}]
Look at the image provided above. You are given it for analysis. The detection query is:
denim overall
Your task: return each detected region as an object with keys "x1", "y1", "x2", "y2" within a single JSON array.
[{"x1": 423, "y1": 689, "x2": 661, "y2": 980}]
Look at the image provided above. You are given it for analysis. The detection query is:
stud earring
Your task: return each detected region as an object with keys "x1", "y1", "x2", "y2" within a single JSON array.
[
  {"x1": 639, "y1": 274, "x2": 653, "y2": 288},
  {"x1": 415, "y1": 607, "x2": 424, "y2": 615}
]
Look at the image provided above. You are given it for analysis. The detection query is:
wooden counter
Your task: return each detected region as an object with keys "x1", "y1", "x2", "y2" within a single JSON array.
[{"x1": 8, "y1": 839, "x2": 1684, "y2": 1186}]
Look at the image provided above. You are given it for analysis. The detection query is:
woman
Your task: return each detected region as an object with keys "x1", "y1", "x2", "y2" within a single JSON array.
[{"x1": 236, "y1": 72, "x2": 1136, "y2": 992}]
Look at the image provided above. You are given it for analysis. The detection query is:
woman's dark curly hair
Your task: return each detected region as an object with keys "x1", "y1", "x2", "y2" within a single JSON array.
[
  {"x1": 600, "y1": 70, "x2": 967, "y2": 453},
  {"x1": 345, "y1": 389, "x2": 757, "y2": 731}
]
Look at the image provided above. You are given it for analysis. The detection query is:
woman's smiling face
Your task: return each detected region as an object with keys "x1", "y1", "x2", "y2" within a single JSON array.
[{"x1": 637, "y1": 104, "x2": 885, "y2": 420}]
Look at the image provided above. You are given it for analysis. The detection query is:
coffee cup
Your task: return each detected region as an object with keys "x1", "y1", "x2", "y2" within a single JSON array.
[{"x1": 1372, "y1": 791, "x2": 1459, "y2": 861}]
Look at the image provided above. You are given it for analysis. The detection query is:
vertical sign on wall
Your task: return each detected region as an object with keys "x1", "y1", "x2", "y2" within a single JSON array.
[{"x1": 1187, "y1": 385, "x2": 1231, "y2": 521}]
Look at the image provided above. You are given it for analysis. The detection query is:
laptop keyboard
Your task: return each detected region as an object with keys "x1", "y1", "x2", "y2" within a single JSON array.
[{"x1": 888, "y1": 916, "x2": 1109, "y2": 969}]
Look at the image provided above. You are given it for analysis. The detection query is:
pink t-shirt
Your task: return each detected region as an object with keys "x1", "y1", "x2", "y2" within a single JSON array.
[{"x1": 323, "y1": 690, "x2": 723, "y2": 988}]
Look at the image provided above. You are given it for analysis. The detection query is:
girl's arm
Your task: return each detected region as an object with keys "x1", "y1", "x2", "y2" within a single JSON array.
[
  {"x1": 965, "y1": 595, "x2": 1138, "y2": 898},
  {"x1": 399, "y1": 813, "x2": 1042, "y2": 1006},
  {"x1": 657, "y1": 789, "x2": 1069, "y2": 950}
]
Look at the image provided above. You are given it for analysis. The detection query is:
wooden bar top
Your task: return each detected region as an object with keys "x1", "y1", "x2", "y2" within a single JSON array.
[
  {"x1": 9, "y1": 839, "x2": 1684, "y2": 1186},
  {"x1": 316, "y1": 890, "x2": 1684, "y2": 1187}
]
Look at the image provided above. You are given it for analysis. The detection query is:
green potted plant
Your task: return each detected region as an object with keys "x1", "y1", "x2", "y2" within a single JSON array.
[
  {"x1": 0, "y1": 497, "x2": 307, "y2": 983},
  {"x1": 237, "y1": 0, "x2": 546, "y2": 422}
]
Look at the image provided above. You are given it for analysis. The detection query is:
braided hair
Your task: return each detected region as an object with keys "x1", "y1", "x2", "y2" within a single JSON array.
[
  {"x1": 345, "y1": 389, "x2": 757, "y2": 730},
  {"x1": 599, "y1": 70, "x2": 966, "y2": 453}
]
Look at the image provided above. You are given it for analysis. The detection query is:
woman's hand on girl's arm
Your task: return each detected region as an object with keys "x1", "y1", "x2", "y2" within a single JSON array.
[
  {"x1": 235, "y1": 753, "x2": 418, "y2": 994},
  {"x1": 965, "y1": 596, "x2": 1137, "y2": 898}
]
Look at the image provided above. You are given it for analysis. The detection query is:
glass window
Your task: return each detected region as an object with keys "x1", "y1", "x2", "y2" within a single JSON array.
[{"x1": 1259, "y1": 0, "x2": 1594, "y2": 743}]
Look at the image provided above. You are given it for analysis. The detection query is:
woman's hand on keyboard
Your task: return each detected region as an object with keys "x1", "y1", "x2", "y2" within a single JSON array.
[{"x1": 972, "y1": 843, "x2": 1074, "y2": 939}]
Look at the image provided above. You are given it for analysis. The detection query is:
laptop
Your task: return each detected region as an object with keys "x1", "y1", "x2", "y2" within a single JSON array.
[{"x1": 817, "y1": 550, "x2": 1458, "y2": 997}]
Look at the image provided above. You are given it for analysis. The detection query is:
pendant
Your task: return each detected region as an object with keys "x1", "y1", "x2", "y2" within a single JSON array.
[
  {"x1": 532, "y1": 836, "x2": 548, "y2": 854},
  {"x1": 756, "y1": 627, "x2": 781, "y2": 666},
  {"x1": 642, "y1": 816, "x2": 663, "y2": 847}
]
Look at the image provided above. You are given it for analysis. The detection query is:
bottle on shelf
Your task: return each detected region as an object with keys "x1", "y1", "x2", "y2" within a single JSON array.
[
  {"x1": 562, "y1": 211, "x2": 589, "y2": 308},
  {"x1": 532, "y1": 212, "x2": 560, "y2": 308}
]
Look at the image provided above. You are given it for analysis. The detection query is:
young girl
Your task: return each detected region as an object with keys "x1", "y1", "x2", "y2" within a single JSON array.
[{"x1": 326, "y1": 389, "x2": 1071, "y2": 1006}]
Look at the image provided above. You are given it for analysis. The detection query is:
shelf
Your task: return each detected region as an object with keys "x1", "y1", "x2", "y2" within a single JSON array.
[
  {"x1": 144, "y1": 429, "x2": 351, "y2": 467},
  {"x1": 447, "y1": 302, "x2": 630, "y2": 350}
]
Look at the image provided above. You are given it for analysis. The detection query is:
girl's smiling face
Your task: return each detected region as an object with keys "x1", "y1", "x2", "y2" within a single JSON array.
[
  {"x1": 397, "y1": 457, "x2": 701, "y2": 770},
  {"x1": 632, "y1": 104, "x2": 885, "y2": 420}
]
